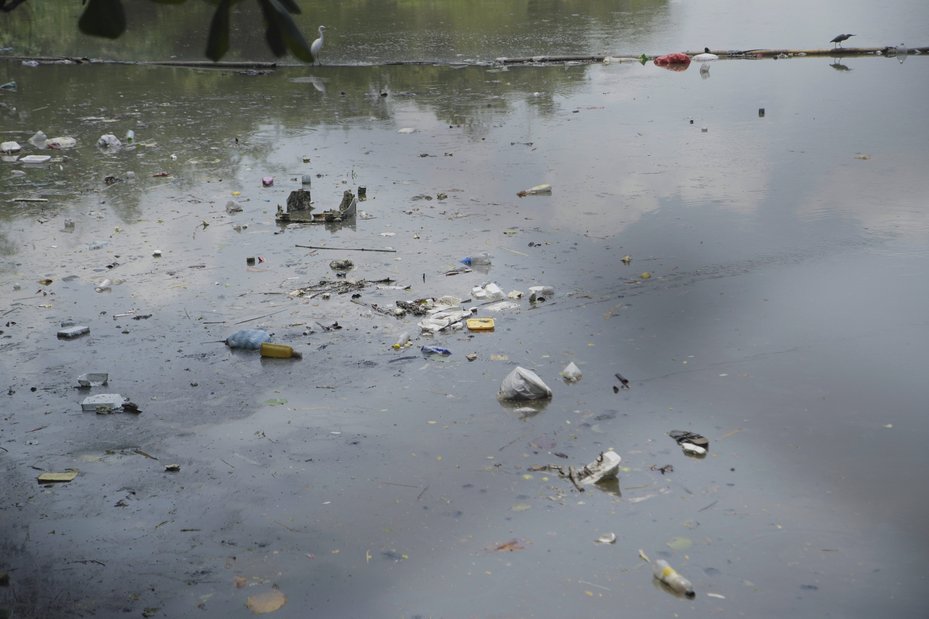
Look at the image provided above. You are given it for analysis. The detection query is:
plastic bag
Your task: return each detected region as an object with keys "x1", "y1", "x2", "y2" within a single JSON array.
[
  {"x1": 225, "y1": 329, "x2": 271, "y2": 350},
  {"x1": 498, "y1": 367, "x2": 553, "y2": 401},
  {"x1": 560, "y1": 361, "x2": 582, "y2": 383}
]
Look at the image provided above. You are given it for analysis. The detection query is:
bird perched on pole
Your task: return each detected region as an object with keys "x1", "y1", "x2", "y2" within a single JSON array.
[
  {"x1": 830, "y1": 34, "x2": 855, "y2": 48},
  {"x1": 311, "y1": 25, "x2": 327, "y2": 65}
]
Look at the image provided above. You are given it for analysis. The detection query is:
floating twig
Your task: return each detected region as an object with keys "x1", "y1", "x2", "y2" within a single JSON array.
[
  {"x1": 295, "y1": 244, "x2": 397, "y2": 253},
  {"x1": 234, "y1": 308, "x2": 289, "y2": 325}
]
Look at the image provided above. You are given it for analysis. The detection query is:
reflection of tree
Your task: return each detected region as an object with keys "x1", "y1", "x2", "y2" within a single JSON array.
[
  {"x1": 1, "y1": 0, "x2": 669, "y2": 64},
  {"x1": 0, "y1": 60, "x2": 603, "y2": 222},
  {"x1": 0, "y1": 231, "x2": 16, "y2": 256}
]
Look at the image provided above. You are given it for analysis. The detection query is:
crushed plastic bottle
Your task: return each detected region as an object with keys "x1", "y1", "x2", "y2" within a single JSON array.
[
  {"x1": 421, "y1": 345, "x2": 452, "y2": 356},
  {"x1": 460, "y1": 252, "x2": 492, "y2": 266},
  {"x1": 652, "y1": 560, "x2": 695, "y2": 598},
  {"x1": 517, "y1": 183, "x2": 552, "y2": 197}
]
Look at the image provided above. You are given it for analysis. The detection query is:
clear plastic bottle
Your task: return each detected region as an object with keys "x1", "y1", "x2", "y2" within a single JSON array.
[
  {"x1": 652, "y1": 560, "x2": 695, "y2": 598},
  {"x1": 125, "y1": 129, "x2": 135, "y2": 144},
  {"x1": 460, "y1": 252, "x2": 492, "y2": 266},
  {"x1": 392, "y1": 332, "x2": 411, "y2": 349}
]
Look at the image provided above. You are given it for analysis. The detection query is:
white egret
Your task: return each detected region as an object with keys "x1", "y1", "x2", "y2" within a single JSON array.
[{"x1": 311, "y1": 25, "x2": 327, "y2": 65}]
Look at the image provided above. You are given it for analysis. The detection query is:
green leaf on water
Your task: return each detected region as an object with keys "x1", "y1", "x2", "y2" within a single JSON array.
[{"x1": 264, "y1": 398, "x2": 287, "y2": 406}]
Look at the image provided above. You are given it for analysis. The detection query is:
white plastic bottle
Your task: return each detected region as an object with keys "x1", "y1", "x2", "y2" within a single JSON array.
[
  {"x1": 653, "y1": 560, "x2": 695, "y2": 598},
  {"x1": 392, "y1": 332, "x2": 411, "y2": 349}
]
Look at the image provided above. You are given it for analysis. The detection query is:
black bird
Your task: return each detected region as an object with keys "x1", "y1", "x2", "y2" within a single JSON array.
[{"x1": 830, "y1": 34, "x2": 855, "y2": 48}]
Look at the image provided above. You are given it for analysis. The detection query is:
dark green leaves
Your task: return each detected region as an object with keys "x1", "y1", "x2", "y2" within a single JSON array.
[
  {"x1": 76, "y1": 0, "x2": 314, "y2": 63},
  {"x1": 78, "y1": 0, "x2": 126, "y2": 39},
  {"x1": 258, "y1": 0, "x2": 313, "y2": 63}
]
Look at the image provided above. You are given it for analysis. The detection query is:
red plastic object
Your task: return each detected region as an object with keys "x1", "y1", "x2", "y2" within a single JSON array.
[{"x1": 654, "y1": 52, "x2": 691, "y2": 71}]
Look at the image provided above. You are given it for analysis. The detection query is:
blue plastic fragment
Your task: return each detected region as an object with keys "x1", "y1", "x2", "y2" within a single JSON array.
[{"x1": 225, "y1": 329, "x2": 271, "y2": 350}]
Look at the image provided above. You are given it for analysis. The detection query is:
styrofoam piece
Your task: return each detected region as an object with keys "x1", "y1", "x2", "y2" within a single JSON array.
[{"x1": 81, "y1": 394, "x2": 126, "y2": 412}]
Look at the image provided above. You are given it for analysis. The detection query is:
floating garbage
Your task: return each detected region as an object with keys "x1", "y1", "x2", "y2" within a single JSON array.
[
  {"x1": 421, "y1": 345, "x2": 452, "y2": 356},
  {"x1": 246, "y1": 588, "x2": 287, "y2": 614},
  {"x1": 693, "y1": 48, "x2": 719, "y2": 61},
  {"x1": 77, "y1": 373, "x2": 109, "y2": 388},
  {"x1": 1, "y1": 141, "x2": 21, "y2": 153},
  {"x1": 498, "y1": 366, "x2": 552, "y2": 401},
  {"x1": 466, "y1": 318, "x2": 495, "y2": 331},
  {"x1": 654, "y1": 52, "x2": 691, "y2": 71},
  {"x1": 517, "y1": 183, "x2": 552, "y2": 197},
  {"x1": 57, "y1": 325, "x2": 90, "y2": 339},
  {"x1": 669, "y1": 430, "x2": 710, "y2": 457},
  {"x1": 578, "y1": 450, "x2": 622, "y2": 485},
  {"x1": 224, "y1": 329, "x2": 271, "y2": 350},
  {"x1": 472, "y1": 282, "x2": 504, "y2": 301},
  {"x1": 392, "y1": 332, "x2": 412, "y2": 349},
  {"x1": 81, "y1": 394, "x2": 129, "y2": 413},
  {"x1": 262, "y1": 176, "x2": 274, "y2": 187},
  {"x1": 259, "y1": 342, "x2": 302, "y2": 359},
  {"x1": 418, "y1": 308, "x2": 469, "y2": 333},
  {"x1": 97, "y1": 134, "x2": 121, "y2": 149},
  {"x1": 48, "y1": 136, "x2": 76, "y2": 149},
  {"x1": 528, "y1": 285, "x2": 554, "y2": 303},
  {"x1": 653, "y1": 559, "x2": 695, "y2": 598},
  {"x1": 460, "y1": 252, "x2": 492, "y2": 266},
  {"x1": 37, "y1": 470, "x2": 78, "y2": 484},
  {"x1": 329, "y1": 259, "x2": 353, "y2": 271},
  {"x1": 560, "y1": 361, "x2": 582, "y2": 383},
  {"x1": 19, "y1": 155, "x2": 51, "y2": 164},
  {"x1": 526, "y1": 449, "x2": 619, "y2": 492},
  {"x1": 28, "y1": 130, "x2": 47, "y2": 147}
]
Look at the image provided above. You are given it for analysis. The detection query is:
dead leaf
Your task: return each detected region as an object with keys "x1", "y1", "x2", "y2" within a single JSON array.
[
  {"x1": 233, "y1": 576, "x2": 247, "y2": 589},
  {"x1": 246, "y1": 588, "x2": 286, "y2": 614},
  {"x1": 493, "y1": 539, "x2": 525, "y2": 552}
]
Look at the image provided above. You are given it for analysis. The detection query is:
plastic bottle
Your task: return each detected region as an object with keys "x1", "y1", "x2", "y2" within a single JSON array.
[
  {"x1": 95, "y1": 278, "x2": 112, "y2": 292},
  {"x1": 392, "y1": 332, "x2": 411, "y2": 349},
  {"x1": 260, "y1": 342, "x2": 302, "y2": 359},
  {"x1": 125, "y1": 129, "x2": 135, "y2": 144},
  {"x1": 460, "y1": 252, "x2": 492, "y2": 266},
  {"x1": 652, "y1": 560, "x2": 695, "y2": 598}
]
